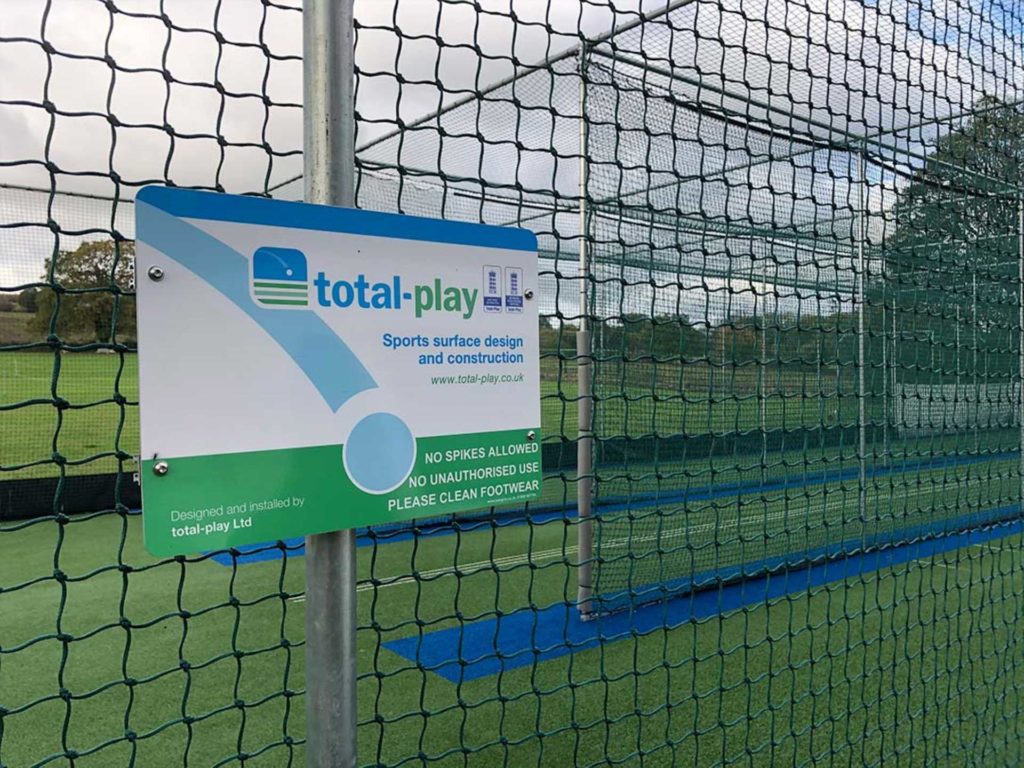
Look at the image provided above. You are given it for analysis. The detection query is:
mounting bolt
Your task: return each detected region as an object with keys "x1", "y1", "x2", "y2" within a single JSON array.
[
  {"x1": 524, "y1": 289, "x2": 534, "y2": 300},
  {"x1": 526, "y1": 431, "x2": 536, "y2": 441},
  {"x1": 148, "y1": 266, "x2": 165, "y2": 282},
  {"x1": 152, "y1": 461, "x2": 169, "y2": 476}
]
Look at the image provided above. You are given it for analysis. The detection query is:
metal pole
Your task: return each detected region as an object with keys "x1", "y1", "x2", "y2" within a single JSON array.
[
  {"x1": 759, "y1": 260, "x2": 767, "y2": 435},
  {"x1": 892, "y1": 295, "x2": 897, "y2": 442},
  {"x1": 759, "y1": 260, "x2": 768, "y2": 485},
  {"x1": 576, "y1": 45, "x2": 595, "y2": 619},
  {"x1": 857, "y1": 148, "x2": 867, "y2": 526},
  {"x1": 973, "y1": 273, "x2": 978, "y2": 451},
  {"x1": 881, "y1": 256, "x2": 889, "y2": 465},
  {"x1": 956, "y1": 305, "x2": 960, "y2": 428},
  {"x1": 1018, "y1": 199, "x2": 1024, "y2": 512},
  {"x1": 303, "y1": 2, "x2": 357, "y2": 766}
]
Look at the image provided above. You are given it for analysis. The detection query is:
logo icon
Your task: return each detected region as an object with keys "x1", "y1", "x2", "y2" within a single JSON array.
[
  {"x1": 483, "y1": 265, "x2": 502, "y2": 313},
  {"x1": 505, "y1": 267, "x2": 523, "y2": 313},
  {"x1": 252, "y1": 247, "x2": 309, "y2": 307}
]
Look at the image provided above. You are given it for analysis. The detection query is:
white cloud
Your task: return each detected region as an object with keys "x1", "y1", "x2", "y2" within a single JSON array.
[{"x1": 0, "y1": 0, "x2": 1019, "y2": 315}]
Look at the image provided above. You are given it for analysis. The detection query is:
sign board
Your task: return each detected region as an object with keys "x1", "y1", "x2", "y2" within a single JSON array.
[{"x1": 135, "y1": 187, "x2": 541, "y2": 556}]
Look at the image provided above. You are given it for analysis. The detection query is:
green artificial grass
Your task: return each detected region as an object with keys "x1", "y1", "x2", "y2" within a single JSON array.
[
  {"x1": 3, "y1": 350, "x2": 1022, "y2": 767},
  {"x1": 0, "y1": 350, "x2": 864, "y2": 482},
  {"x1": 0, "y1": 351, "x2": 139, "y2": 481},
  {"x1": 2, "y1": 510, "x2": 1023, "y2": 766}
]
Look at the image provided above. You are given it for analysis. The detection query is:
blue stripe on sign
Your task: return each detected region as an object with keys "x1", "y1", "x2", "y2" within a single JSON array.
[
  {"x1": 382, "y1": 518, "x2": 1023, "y2": 683},
  {"x1": 137, "y1": 201, "x2": 376, "y2": 411},
  {"x1": 136, "y1": 186, "x2": 538, "y2": 253}
]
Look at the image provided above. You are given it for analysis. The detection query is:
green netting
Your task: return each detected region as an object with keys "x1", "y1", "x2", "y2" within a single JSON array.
[
  {"x1": 5, "y1": 0, "x2": 1024, "y2": 766},
  {"x1": 565, "y1": 32, "x2": 1024, "y2": 607}
]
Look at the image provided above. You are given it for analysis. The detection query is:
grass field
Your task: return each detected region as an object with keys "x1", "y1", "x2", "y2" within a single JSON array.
[
  {"x1": 0, "y1": 351, "x2": 140, "y2": 480},
  {"x1": 0, "y1": 350, "x2": 861, "y2": 482},
  {"x1": 4, "y1": 349, "x2": 1024, "y2": 766},
  {"x1": 3, "y1": 491, "x2": 1024, "y2": 766}
]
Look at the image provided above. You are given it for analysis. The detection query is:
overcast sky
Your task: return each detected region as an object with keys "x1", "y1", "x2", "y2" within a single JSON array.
[{"x1": 1, "y1": 0, "x2": 1021, "y2": 320}]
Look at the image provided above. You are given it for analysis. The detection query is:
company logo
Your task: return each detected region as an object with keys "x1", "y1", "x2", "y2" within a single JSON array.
[
  {"x1": 313, "y1": 273, "x2": 479, "y2": 319},
  {"x1": 505, "y1": 267, "x2": 523, "y2": 313},
  {"x1": 483, "y1": 265, "x2": 502, "y2": 313},
  {"x1": 249, "y1": 249, "x2": 506, "y2": 321},
  {"x1": 252, "y1": 247, "x2": 309, "y2": 308}
]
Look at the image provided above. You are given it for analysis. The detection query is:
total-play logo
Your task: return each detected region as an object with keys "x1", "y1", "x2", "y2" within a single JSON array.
[
  {"x1": 250, "y1": 247, "x2": 482, "y2": 319},
  {"x1": 251, "y1": 247, "x2": 309, "y2": 307}
]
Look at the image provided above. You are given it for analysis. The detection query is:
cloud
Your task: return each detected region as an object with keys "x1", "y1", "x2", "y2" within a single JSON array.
[{"x1": 1, "y1": 0, "x2": 1018, "y2": 316}]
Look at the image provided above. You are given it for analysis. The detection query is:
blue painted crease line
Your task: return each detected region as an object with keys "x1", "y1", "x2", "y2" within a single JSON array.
[{"x1": 383, "y1": 518, "x2": 1024, "y2": 683}]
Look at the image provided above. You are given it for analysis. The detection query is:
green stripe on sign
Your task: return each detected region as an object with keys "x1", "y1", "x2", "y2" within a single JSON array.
[
  {"x1": 253, "y1": 281, "x2": 307, "y2": 289},
  {"x1": 258, "y1": 298, "x2": 308, "y2": 306},
  {"x1": 256, "y1": 289, "x2": 310, "y2": 298},
  {"x1": 141, "y1": 428, "x2": 542, "y2": 556}
]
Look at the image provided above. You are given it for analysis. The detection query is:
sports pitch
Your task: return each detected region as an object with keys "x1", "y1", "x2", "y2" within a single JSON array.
[
  {"x1": 3, "y1": 498, "x2": 1024, "y2": 766},
  {"x1": 0, "y1": 350, "x2": 860, "y2": 482},
  {"x1": 3, "y1": 350, "x2": 1024, "y2": 766}
]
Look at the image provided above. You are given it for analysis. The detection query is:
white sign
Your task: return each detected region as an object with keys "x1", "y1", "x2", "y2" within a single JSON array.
[{"x1": 135, "y1": 186, "x2": 541, "y2": 555}]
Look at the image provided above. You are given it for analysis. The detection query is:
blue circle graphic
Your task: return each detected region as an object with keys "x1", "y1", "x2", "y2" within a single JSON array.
[{"x1": 343, "y1": 412, "x2": 416, "y2": 493}]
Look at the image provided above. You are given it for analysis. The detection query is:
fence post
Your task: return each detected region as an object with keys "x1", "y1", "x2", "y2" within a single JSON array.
[
  {"x1": 576, "y1": 43, "x2": 595, "y2": 619},
  {"x1": 759, "y1": 259, "x2": 767, "y2": 463},
  {"x1": 857, "y1": 147, "x2": 867, "y2": 527},
  {"x1": 303, "y1": 1, "x2": 358, "y2": 766},
  {"x1": 881, "y1": 236, "x2": 888, "y2": 466},
  {"x1": 1018, "y1": 198, "x2": 1024, "y2": 514},
  {"x1": 891, "y1": 294, "x2": 897, "y2": 445}
]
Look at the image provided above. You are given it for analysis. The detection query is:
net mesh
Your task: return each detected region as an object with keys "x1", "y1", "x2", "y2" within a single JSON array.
[
  {"x1": 4, "y1": 0, "x2": 1024, "y2": 766},
  {"x1": 578, "y1": 35, "x2": 1024, "y2": 605}
]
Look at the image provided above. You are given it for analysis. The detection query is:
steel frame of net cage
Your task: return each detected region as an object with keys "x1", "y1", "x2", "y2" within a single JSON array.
[{"x1": 348, "y1": 0, "x2": 1024, "y2": 620}]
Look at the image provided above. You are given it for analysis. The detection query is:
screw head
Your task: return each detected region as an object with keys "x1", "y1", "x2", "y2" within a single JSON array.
[
  {"x1": 524, "y1": 289, "x2": 534, "y2": 300},
  {"x1": 526, "y1": 430, "x2": 536, "y2": 441},
  {"x1": 153, "y1": 461, "x2": 169, "y2": 476},
  {"x1": 148, "y1": 266, "x2": 165, "y2": 281}
]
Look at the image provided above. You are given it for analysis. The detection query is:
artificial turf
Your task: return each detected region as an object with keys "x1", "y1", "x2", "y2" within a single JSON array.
[{"x1": 4, "y1": 349, "x2": 1024, "y2": 766}]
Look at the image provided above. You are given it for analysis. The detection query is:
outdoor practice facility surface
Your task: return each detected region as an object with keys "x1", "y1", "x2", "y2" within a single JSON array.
[
  {"x1": 4, "y1": 449, "x2": 1024, "y2": 767},
  {"x1": 5, "y1": 350, "x2": 1024, "y2": 765}
]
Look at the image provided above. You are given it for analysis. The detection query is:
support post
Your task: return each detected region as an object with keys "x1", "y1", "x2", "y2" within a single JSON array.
[
  {"x1": 576, "y1": 45, "x2": 595, "y2": 618},
  {"x1": 972, "y1": 273, "x2": 978, "y2": 453},
  {"x1": 303, "y1": 2, "x2": 357, "y2": 766},
  {"x1": 881, "y1": 248, "x2": 889, "y2": 465},
  {"x1": 759, "y1": 260, "x2": 767, "y2": 435},
  {"x1": 759, "y1": 260, "x2": 768, "y2": 484},
  {"x1": 1018, "y1": 198, "x2": 1024, "y2": 513},
  {"x1": 955, "y1": 305, "x2": 960, "y2": 426},
  {"x1": 892, "y1": 295, "x2": 897, "y2": 444},
  {"x1": 857, "y1": 148, "x2": 867, "y2": 527}
]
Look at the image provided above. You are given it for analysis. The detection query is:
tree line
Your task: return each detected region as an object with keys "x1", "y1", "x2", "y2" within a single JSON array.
[
  {"x1": 5, "y1": 98, "x2": 1020, "y2": 359},
  {"x1": 541, "y1": 311, "x2": 861, "y2": 369},
  {"x1": 2, "y1": 240, "x2": 136, "y2": 346}
]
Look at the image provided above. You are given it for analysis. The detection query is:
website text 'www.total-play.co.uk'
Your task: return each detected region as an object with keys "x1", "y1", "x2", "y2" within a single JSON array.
[{"x1": 431, "y1": 372, "x2": 526, "y2": 386}]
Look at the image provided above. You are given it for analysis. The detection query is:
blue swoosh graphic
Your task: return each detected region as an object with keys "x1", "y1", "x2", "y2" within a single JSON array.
[{"x1": 137, "y1": 201, "x2": 376, "y2": 411}]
